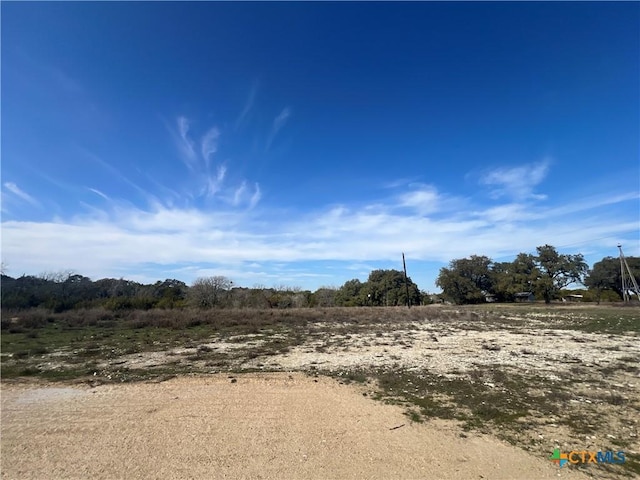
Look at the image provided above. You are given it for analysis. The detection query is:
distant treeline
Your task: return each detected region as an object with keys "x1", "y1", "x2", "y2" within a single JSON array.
[
  {"x1": 435, "y1": 245, "x2": 639, "y2": 304},
  {"x1": 0, "y1": 269, "x2": 425, "y2": 312},
  {"x1": 1, "y1": 245, "x2": 637, "y2": 311}
]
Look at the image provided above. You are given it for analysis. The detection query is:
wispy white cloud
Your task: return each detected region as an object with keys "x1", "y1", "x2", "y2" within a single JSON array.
[
  {"x1": 87, "y1": 187, "x2": 110, "y2": 201},
  {"x1": 383, "y1": 177, "x2": 421, "y2": 189},
  {"x1": 273, "y1": 107, "x2": 291, "y2": 134},
  {"x1": 397, "y1": 185, "x2": 440, "y2": 215},
  {"x1": 176, "y1": 116, "x2": 197, "y2": 168},
  {"x1": 546, "y1": 192, "x2": 640, "y2": 217},
  {"x1": 203, "y1": 165, "x2": 227, "y2": 198},
  {"x1": 230, "y1": 180, "x2": 260, "y2": 209},
  {"x1": 3, "y1": 182, "x2": 40, "y2": 207},
  {"x1": 249, "y1": 183, "x2": 261, "y2": 209},
  {"x1": 168, "y1": 116, "x2": 271, "y2": 209},
  {"x1": 266, "y1": 107, "x2": 291, "y2": 150},
  {"x1": 235, "y1": 81, "x2": 259, "y2": 131},
  {"x1": 233, "y1": 181, "x2": 247, "y2": 207},
  {"x1": 164, "y1": 112, "x2": 270, "y2": 213},
  {"x1": 473, "y1": 203, "x2": 531, "y2": 223},
  {"x1": 201, "y1": 127, "x2": 220, "y2": 167},
  {"x1": 172, "y1": 116, "x2": 223, "y2": 171},
  {"x1": 142, "y1": 174, "x2": 182, "y2": 207},
  {"x1": 80, "y1": 147, "x2": 156, "y2": 204},
  {"x1": 479, "y1": 159, "x2": 550, "y2": 200}
]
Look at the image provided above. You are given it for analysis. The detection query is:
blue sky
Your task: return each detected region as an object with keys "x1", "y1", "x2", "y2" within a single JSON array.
[{"x1": 2, "y1": 2, "x2": 639, "y2": 292}]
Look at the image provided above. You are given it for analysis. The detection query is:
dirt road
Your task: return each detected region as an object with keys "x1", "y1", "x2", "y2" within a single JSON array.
[{"x1": 1, "y1": 373, "x2": 589, "y2": 480}]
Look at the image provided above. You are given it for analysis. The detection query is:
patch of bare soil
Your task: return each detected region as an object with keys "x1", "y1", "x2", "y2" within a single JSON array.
[
  {"x1": 1, "y1": 373, "x2": 589, "y2": 480},
  {"x1": 246, "y1": 322, "x2": 638, "y2": 375}
]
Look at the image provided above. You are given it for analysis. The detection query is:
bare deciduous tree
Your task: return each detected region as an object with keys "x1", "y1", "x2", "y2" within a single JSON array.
[
  {"x1": 39, "y1": 270, "x2": 76, "y2": 283},
  {"x1": 189, "y1": 276, "x2": 232, "y2": 308}
]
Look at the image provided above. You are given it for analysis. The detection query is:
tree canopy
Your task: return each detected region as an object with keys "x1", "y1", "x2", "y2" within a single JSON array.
[
  {"x1": 436, "y1": 245, "x2": 591, "y2": 304},
  {"x1": 534, "y1": 245, "x2": 588, "y2": 303},
  {"x1": 436, "y1": 256, "x2": 492, "y2": 304},
  {"x1": 1, "y1": 248, "x2": 635, "y2": 311},
  {"x1": 585, "y1": 256, "x2": 640, "y2": 303},
  {"x1": 335, "y1": 269, "x2": 421, "y2": 307}
]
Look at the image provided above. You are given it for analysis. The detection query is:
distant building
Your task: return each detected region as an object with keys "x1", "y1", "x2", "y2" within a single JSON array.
[
  {"x1": 484, "y1": 293, "x2": 497, "y2": 303},
  {"x1": 563, "y1": 294, "x2": 583, "y2": 302},
  {"x1": 514, "y1": 292, "x2": 535, "y2": 302}
]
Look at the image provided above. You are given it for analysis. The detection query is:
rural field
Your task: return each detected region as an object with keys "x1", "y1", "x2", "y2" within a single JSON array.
[{"x1": 1, "y1": 304, "x2": 639, "y2": 479}]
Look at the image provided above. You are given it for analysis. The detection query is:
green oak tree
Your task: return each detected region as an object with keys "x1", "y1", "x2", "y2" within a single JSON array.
[
  {"x1": 364, "y1": 269, "x2": 421, "y2": 307},
  {"x1": 534, "y1": 245, "x2": 588, "y2": 304},
  {"x1": 436, "y1": 255, "x2": 493, "y2": 304}
]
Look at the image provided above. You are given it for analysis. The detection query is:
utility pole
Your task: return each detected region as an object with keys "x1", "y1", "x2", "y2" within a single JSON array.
[
  {"x1": 618, "y1": 244, "x2": 640, "y2": 303},
  {"x1": 402, "y1": 252, "x2": 411, "y2": 308}
]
